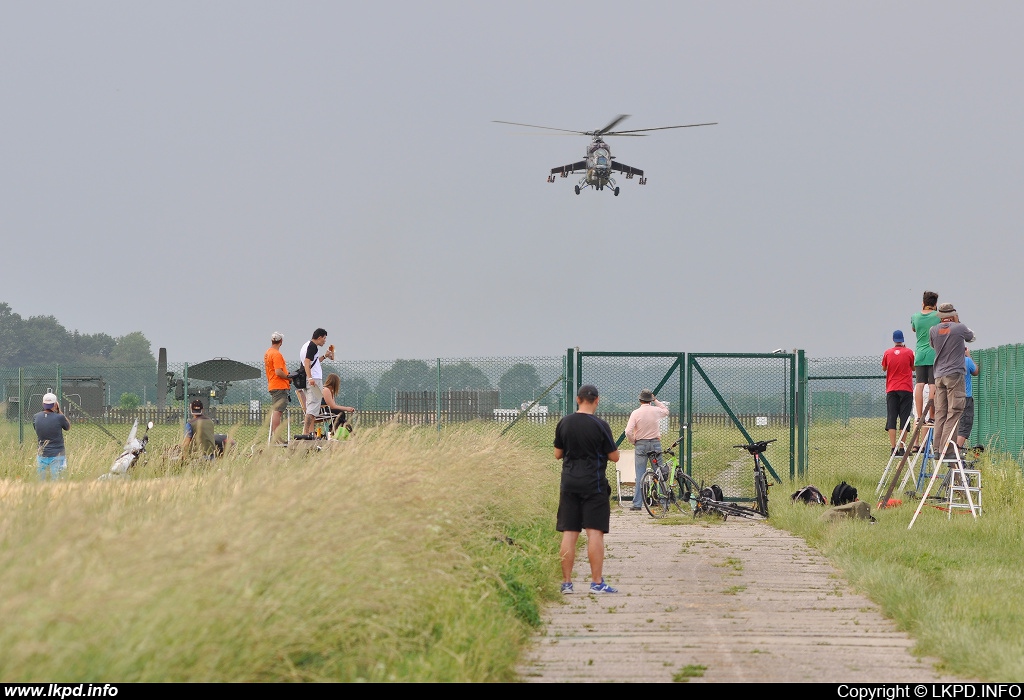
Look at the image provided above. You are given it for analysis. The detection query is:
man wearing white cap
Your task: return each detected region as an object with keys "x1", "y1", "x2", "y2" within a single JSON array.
[
  {"x1": 33, "y1": 392, "x2": 71, "y2": 480},
  {"x1": 264, "y1": 331, "x2": 291, "y2": 444}
]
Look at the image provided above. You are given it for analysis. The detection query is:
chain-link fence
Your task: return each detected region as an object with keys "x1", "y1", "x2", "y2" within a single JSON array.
[
  {"x1": 0, "y1": 357, "x2": 567, "y2": 448},
  {"x1": 804, "y1": 355, "x2": 887, "y2": 484},
  {"x1": 3, "y1": 346, "x2": 1020, "y2": 481}
]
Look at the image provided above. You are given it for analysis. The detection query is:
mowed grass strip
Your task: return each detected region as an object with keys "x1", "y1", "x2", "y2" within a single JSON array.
[
  {"x1": 772, "y1": 453, "x2": 1024, "y2": 681},
  {"x1": 0, "y1": 424, "x2": 561, "y2": 682}
]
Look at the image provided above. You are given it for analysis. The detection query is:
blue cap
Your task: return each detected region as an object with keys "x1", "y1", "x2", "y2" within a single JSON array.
[{"x1": 893, "y1": 330, "x2": 905, "y2": 343}]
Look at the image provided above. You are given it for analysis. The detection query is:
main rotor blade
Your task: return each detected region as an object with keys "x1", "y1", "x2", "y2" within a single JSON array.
[
  {"x1": 595, "y1": 114, "x2": 630, "y2": 135},
  {"x1": 492, "y1": 120, "x2": 588, "y2": 135},
  {"x1": 606, "y1": 122, "x2": 718, "y2": 135}
]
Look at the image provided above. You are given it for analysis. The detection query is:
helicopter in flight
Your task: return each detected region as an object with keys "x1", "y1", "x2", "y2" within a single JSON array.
[{"x1": 493, "y1": 115, "x2": 716, "y2": 195}]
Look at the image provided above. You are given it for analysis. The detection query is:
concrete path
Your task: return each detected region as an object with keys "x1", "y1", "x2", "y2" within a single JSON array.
[{"x1": 519, "y1": 507, "x2": 962, "y2": 683}]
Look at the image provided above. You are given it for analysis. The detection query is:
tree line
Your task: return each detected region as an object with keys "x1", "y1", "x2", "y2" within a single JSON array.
[{"x1": 0, "y1": 302, "x2": 155, "y2": 369}]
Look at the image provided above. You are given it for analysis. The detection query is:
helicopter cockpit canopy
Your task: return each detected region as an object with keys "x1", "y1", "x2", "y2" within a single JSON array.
[{"x1": 591, "y1": 148, "x2": 611, "y2": 168}]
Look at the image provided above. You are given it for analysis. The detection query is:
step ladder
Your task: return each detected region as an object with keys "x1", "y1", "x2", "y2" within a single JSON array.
[
  {"x1": 941, "y1": 460, "x2": 982, "y2": 518},
  {"x1": 908, "y1": 419, "x2": 981, "y2": 529}
]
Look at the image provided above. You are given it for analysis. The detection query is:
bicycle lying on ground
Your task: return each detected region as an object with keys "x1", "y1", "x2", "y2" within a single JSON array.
[{"x1": 639, "y1": 438, "x2": 775, "y2": 520}]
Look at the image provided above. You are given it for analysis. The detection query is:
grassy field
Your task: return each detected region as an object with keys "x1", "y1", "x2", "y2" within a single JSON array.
[
  {"x1": 0, "y1": 422, "x2": 562, "y2": 682},
  {"x1": 770, "y1": 449, "x2": 1024, "y2": 681},
  {"x1": 3, "y1": 418, "x2": 1023, "y2": 681}
]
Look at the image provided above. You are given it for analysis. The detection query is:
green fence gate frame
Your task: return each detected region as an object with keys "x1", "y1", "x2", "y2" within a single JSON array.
[
  {"x1": 685, "y1": 352, "x2": 799, "y2": 483},
  {"x1": 566, "y1": 348, "x2": 685, "y2": 447}
]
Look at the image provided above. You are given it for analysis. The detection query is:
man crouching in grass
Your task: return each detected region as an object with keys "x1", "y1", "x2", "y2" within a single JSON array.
[{"x1": 553, "y1": 384, "x2": 620, "y2": 595}]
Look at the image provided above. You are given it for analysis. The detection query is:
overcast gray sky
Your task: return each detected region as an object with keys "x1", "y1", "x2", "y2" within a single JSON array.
[{"x1": 2, "y1": 2, "x2": 1021, "y2": 364}]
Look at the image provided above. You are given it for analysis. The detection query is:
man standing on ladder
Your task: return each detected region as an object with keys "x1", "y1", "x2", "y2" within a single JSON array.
[
  {"x1": 929, "y1": 303, "x2": 975, "y2": 460},
  {"x1": 625, "y1": 389, "x2": 669, "y2": 511}
]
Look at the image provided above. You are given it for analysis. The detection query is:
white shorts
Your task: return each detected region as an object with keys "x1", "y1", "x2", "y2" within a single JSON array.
[{"x1": 304, "y1": 383, "x2": 323, "y2": 415}]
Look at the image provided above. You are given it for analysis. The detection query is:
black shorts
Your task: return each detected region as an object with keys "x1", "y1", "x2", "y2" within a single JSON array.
[
  {"x1": 885, "y1": 391, "x2": 914, "y2": 431},
  {"x1": 958, "y1": 397, "x2": 975, "y2": 439},
  {"x1": 915, "y1": 365, "x2": 935, "y2": 384},
  {"x1": 556, "y1": 489, "x2": 610, "y2": 533}
]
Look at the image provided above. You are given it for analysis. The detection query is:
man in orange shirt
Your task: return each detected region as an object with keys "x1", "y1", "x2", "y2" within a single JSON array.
[{"x1": 264, "y1": 331, "x2": 291, "y2": 444}]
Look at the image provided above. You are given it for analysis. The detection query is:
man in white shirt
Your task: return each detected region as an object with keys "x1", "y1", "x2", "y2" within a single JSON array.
[
  {"x1": 299, "y1": 328, "x2": 335, "y2": 435},
  {"x1": 625, "y1": 389, "x2": 669, "y2": 511}
]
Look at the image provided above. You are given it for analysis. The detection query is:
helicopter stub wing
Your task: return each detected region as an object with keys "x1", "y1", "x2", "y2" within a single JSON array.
[
  {"x1": 551, "y1": 160, "x2": 588, "y2": 176},
  {"x1": 611, "y1": 161, "x2": 644, "y2": 177}
]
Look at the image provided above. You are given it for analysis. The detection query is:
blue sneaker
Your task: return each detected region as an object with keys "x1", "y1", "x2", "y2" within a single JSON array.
[
  {"x1": 590, "y1": 580, "x2": 618, "y2": 594},
  {"x1": 560, "y1": 582, "x2": 574, "y2": 595}
]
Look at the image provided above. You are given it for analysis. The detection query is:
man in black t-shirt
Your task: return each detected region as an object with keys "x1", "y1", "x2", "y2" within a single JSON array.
[{"x1": 553, "y1": 384, "x2": 620, "y2": 595}]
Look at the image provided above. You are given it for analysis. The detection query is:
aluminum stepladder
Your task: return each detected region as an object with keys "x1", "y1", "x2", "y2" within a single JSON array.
[
  {"x1": 908, "y1": 418, "x2": 980, "y2": 529},
  {"x1": 876, "y1": 416, "x2": 917, "y2": 497},
  {"x1": 878, "y1": 399, "x2": 933, "y2": 510}
]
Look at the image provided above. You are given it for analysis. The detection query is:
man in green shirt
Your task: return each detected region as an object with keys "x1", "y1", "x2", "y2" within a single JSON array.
[{"x1": 911, "y1": 290, "x2": 941, "y2": 427}]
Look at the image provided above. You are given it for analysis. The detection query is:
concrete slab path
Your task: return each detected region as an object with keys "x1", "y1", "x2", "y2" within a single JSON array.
[{"x1": 519, "y1": 507, "x2": 963, "y2": 683}]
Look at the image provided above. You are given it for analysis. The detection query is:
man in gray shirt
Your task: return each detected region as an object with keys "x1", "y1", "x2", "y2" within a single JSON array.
[
  {"x1": 929, "y1": 303, "x2": 975, "y2": 458},
  {"x1": 33, "y1": 392, "x2": 71, "y2": 480}
]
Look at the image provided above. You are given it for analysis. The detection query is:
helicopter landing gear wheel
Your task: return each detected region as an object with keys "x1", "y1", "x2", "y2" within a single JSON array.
[
  {"x1": 614, "y1": 187, "x2": 620, "y2": 196},
  {"x1": 574, "y1": 185, "x2": 580, "y2": 195}
]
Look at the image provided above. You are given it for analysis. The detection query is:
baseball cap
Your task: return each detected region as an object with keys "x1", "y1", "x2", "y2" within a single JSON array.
[
  {"x1": 892, "y1": 330, "x2": 904, "y2": 344},
  {"x1": 577, "y1": 384, "x2": 599, "y2": 400},
  {"x1": 42, "y1": 392, "x2": 57, "y2": 408},
  {"x1": 938, "y1": 302, "x2": 957, "y2": 320},
  {"x1": 190, "y1": 399, "x2": 204, "y2": 414},
  {"x1": 270, "y1": 331, "x2": 283, "y2": 342}
]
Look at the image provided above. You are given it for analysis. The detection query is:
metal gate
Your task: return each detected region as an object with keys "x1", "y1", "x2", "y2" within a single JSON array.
[
  {"x1": 686, "y1": 353, "x2": 797, "y2": 501},
  {"x1": 566, "y1": 349, "x2": 805, "y2": 503}
]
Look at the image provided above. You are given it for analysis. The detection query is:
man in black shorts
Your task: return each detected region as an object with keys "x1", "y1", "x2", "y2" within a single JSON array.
[{"x1": 553, "y1": 384, "x2": 620, "y2": 595}]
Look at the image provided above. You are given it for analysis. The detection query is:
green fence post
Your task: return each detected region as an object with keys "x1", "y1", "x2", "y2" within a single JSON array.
[
  {"x1": 56, "y1": 364, "x2": 62, "y2": 409},
  {"x1": 183, "y1": 363, "x2": 189, "y2": 424},
  {"x1": 18, "y1": 368, "x2": 24, "y2": 445},
  {"x1": 679, "y1": 352, "x2": 686, "y2": 443},
  {"x1": 436, "y1": 358, "x2": 441, "y2": 434},
  {"x1": 575, "y1": 347, "x2": 582, "y2": 400},
  {"x1": 796, "y1": 349, "x2": 807, "y2": 479},
  {"x1": 789, "y1": 353, "x2": 796, "y2": 479},
  {"x1": 685, "y1": 355, "x2": 693, "y2": 475},
  {"x1": 565, "y1": 348, "x2": 575, "y2": 415}
]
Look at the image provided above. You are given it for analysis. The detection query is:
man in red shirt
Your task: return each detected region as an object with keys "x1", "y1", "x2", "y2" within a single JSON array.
[{"x1": 882, "y1": 330, "x2": 915, "y2": 456}]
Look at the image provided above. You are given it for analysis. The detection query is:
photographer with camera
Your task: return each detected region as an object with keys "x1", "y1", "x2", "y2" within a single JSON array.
[
  {"x1": 34, "y1": 392, "x2": 71, "y2": 480},
  {"x1": 299, "y1": 328, "x2": 335, "y2": 436}
]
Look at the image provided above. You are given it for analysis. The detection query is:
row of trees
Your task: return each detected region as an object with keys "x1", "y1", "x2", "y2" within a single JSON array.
[
  {"x1": 0, "y1": 302, "x2": 155, "y2": 369},
  {"x1": 325, "y1": 360, "x2": 557, "y2": 411}
]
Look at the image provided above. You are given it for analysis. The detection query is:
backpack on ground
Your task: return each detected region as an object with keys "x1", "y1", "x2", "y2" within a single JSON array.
[
  {"x1": 831, "y1": 481, "x2": 858, "y2": 506},
  {"x1": 700, "y1": 484, "x2": 725, "y2": 502},
  {"x1": 791, "y1": 485, "x2": 827, "y2": 505}
]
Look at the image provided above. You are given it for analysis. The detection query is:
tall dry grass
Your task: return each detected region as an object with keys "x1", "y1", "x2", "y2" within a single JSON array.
[{"x1": 0, "y1": 424, "x2": 561, "y2": 682}]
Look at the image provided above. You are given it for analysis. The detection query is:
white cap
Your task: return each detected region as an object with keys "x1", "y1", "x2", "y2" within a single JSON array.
[
  {"x1": 42, "y1": 392, "x2": 58, "y2": 405},
  {"x1": 271, "y1": 331, "x2": 283, "y2": 342}
]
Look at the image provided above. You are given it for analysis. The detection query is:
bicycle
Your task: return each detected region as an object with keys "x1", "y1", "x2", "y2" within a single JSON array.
[
  {"x1": 733, "y1": 439, "x2": 775, "y2": 518},
  {"x1": 639, "y1": 438, "x2": 685, "y2": 518}
]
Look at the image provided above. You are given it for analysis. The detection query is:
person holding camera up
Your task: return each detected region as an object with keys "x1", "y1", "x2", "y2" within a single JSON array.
[
  {"x1": 34, "y1": 392, "x2": 71, "y2": 480},
  {"x1": 299, "y1": 328, "x2": 335, "y2": 436}
]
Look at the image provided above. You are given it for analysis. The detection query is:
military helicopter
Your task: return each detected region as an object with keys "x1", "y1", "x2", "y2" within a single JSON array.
[{"x1": 493, "y1": 114, "x2": 716, "y2": 195}]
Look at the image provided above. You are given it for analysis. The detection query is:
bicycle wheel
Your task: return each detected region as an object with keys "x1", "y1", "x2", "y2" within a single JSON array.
[
  {"x1": 641, "y1": 470, "x2": 679, "y2": 518},
  {"x1": 754, "y1": 465, "x2": 769, "y2": 517}
]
